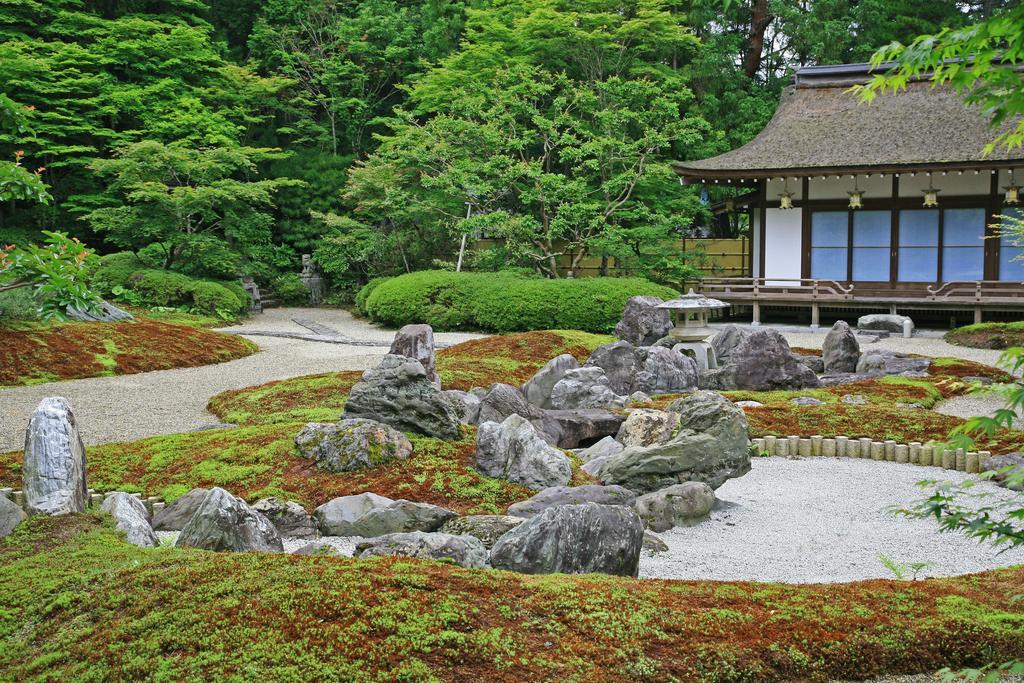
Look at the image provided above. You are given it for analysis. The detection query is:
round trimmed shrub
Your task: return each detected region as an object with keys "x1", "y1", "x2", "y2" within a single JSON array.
[
  {"x1": 363, "y1": 270, "x2": 677, "y2": 333},
  {"x1": 127, "y1": 269, "x2": 196, "y2": 307},
  {"x1": 90, "y1": 252, "x2": 146, "y2": 294},
  {"x1": 190, "y1": 281, "x2": 244, "y2": 316},
  {"x1": 355, "y1": 277, "x2": 391, "y2": 315}
]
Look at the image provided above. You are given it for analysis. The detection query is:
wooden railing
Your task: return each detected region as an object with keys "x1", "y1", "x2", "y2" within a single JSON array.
[
  {"x1": 696, "y1": 277, "x2": 855, "y2": 300},
  {"x1": 926, "y1": 280, "x2": 1024, "y2": 302}
]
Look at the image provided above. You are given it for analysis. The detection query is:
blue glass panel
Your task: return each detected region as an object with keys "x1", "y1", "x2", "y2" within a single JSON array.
[
  {"x1": 1000, "y1": 209, "x2": 1024, "y2": 280},
  {"x1": 899, "y1": 210, "x2": 939, "y2": 246},
  {"x1": 942, "y1": 247, "x2": 984, "y2": 280},
  {"x1": 944, "y1": 208, "x2": 986, "y2": 246},
  {"x1": 898, "y1": 248, "x2": 938, "y2": 282},
  {"x1": 853, "y1": 211, "x2": 891, "y2": 246},
  {"x1": 852, "y1": 247, "x2": 890, "y2": 281},
  {"x1": 811, "y1": 212, "x2": 847, "y2": 247},
  {"x1": 811, "y1": 248, "x2": 848, "y2": 280}
]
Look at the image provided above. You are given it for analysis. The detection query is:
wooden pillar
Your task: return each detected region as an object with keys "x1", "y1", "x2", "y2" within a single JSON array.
[
  {"x1": 974, "y1": 306, "x2": 983, "y2": 324},
  {"x1": 752, "y1": 302, "x2": 761, "y2": 326},
  {"x1": 810, "y1": 302, "x2": 819, "y2": 329}
]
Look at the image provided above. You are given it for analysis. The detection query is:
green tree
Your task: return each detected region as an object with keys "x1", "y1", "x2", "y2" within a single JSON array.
[
  {"x1": 0, "y1": 94, "x2": 50, "y2": 206},
  {"x1": 87, "y1": 141, "x2": 301, "y2": 278}
]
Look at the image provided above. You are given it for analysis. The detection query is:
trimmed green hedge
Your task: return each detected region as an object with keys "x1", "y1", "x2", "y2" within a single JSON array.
[{"x1": 361, "y1": 270, "x2": 677, "y2": 333}]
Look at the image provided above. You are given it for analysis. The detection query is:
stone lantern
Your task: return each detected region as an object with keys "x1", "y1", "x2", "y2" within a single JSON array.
[{"x1": 656, "y1": 289, "x2": 730, "y2": 372}]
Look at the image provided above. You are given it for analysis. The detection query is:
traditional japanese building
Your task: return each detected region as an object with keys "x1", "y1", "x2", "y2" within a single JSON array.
[{"x1": 673, "y1": 62, "x2": 1024, "y2": 325}]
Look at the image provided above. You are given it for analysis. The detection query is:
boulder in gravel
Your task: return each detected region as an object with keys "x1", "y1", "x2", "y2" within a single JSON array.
[
  {"x1": 578, "y1": 436, "x2": 624, "y2": 463},
  {"x1": 642, "y1": 531, "x2": 669, "y2": 554},
  {"x1": 389, "y1": 324, "x2": 440, "y2": 387},
  {"x1": 615, "y1": 296, "x2": 672, "y2": 346},
  {"x1": 65, "y1": 300, "x2": 134, "y2": 322},
  {"x1": 102, "y1": 492, "x2": 158, "y2": 548},
  {"x1": 855, "y1": 350, "x2": 931, "y2": 376},
  {"x1": 726, "y1": 329, "x2": 821, "y2": 391},
  {"x1": 585, "y1": 341, "x2": 637, "y2": 395},
  {"x1": 23, "y1": 397, "x2": 88, "y2": 516},
  {"x1": 521, "y1": 354, "x2": 580, "y2": 408},
  {"x1": 615, "y1": 409, "x2": 680, "y2": 448},
  {"x1": 0, "y1": 496, "x2": 27, "y2": 539},
  {"x1": 631, "y1": 346, "x2": 699, "y2": 395},
  {"x1": 475, "y1": 414, "x2": 572, "y2": 490},
  {"x1": 153, "y1": 488, "x2": 209, "y2": 531},
  {"x1": 355, "y1": 531, "x2": 488, "y2": 568},
  {"x1": 295, "y1": 418, "x2": 413, "y2": 473},
  {"x1": 600, "y1": 391, "x2": 751, "y2": 494},
  {"x1": 858, "y1": 313, "x2": 913, "y2": 334},
  {"x1": 489, "y1": 502, "x2": 645, "y2": 577},
  {"x1": 439, "y1": 515, "x2": 524, "y2": 548},
  {"x1": 175, "y1": 487, "x2": 283, "y2": 553},
  {"x1": 252, "y1": 497, "x2": 317, "y2": 539},
  {"x1": 633, "y1": 482, "x2": 715, "y2": 532},
  {"x1": 538, "y1": 409, "x2": 624, "y2": 449},
  {"x1": 442, "y1": 390, "x2": 481, "y2": 424},
  {"x1": 475, "y1": 383, "x2": 543, "y2": 425},
  {"x1": 343, "y1": 354, "x2": 461, "y2": 439},
  {"x1": 347, "y1": 500, "x2": 458, "y2": 538},
  {"x1": 822, "y1": 321, "x2": 860, "y2": 373},
  {"x1": 312, "y1": 492, "x2": 394, "y2": 536},
  {"x1": 711, "y1": 325, "x2": 751, "y2": 365},
  {"x1": 549, "y1": 367, "x2": 624, "y2": 410},
  {"x1": 506, "y1": 484, "x2": 636, "y2": 518}
]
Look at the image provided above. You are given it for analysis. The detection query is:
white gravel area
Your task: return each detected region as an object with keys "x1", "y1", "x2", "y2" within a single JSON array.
[
  {"x1": 640, "y1": 457, "x2": 1024, "y2": 583},
  {"x1": 156, "y1": 458, "x2": 1023, "y2": 584},
  {"x1": 0, "y1": 308, "x2": 484, "y2": 451}
]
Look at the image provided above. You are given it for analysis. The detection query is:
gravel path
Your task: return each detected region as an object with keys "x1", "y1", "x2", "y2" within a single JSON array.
[{"x1": 0, "y1": 308, "x2": 484, "y2": 451}]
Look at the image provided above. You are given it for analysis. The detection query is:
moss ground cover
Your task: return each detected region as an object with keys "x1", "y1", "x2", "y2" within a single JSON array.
[
  {"x1": 945, "y1": 321, "x2": 1024, "y2": 349},
  {"x1": 2, "y1": 515, "x2": 1024, "y2": 681},
  {"x1": 0, "y1": 317, "x2": 257, "y2": 386}
]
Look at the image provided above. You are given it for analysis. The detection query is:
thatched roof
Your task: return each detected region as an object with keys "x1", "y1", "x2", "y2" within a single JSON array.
[{"x1": 674, "y1": 63, "x2": 1024, "y2": 182}]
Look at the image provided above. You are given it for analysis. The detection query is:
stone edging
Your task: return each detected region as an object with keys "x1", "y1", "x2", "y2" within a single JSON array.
[
  {"x1": 751, "y1": 435, "x2": 988, "y2": 473},
  {"x1": 0, "y1": 489, "x2": 167, "y2": 515}
]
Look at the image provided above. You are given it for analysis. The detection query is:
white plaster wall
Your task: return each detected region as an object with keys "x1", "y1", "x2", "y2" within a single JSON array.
[
  {"x1": 766, "y1": 178, "x2": 804, "y2": 202},
  {"x1": 752, "y1": 211, "x2": 761, "y2": 277},
  {"x1": 808, "y1": 175, "x2": 891, "y2": 200},
  {"x1": 899, "y1": 171, "x2": 992, "y2": 197},
  {"x1": 763, "y1": 208, "x2": 803, "y2": 282}
]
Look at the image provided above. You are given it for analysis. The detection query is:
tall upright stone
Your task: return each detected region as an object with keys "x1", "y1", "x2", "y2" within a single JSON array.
[
  {"x1": 23, "y1": 397, "x2": 87, "y2": 516},
  {"x1": 615, "y1": 296, "x2": 672, "y2": 346},
  {"x1": 389, "y1": 324, "x2": 440, "y2": 388},
  {"x1": 822, "y1": 320, "x2": 860, "y2": 373}
]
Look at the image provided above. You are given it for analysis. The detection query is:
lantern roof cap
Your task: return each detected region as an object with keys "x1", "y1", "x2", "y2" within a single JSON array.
[{"x1": 656, "y1": 289, "x2": 730, "y2": 310}]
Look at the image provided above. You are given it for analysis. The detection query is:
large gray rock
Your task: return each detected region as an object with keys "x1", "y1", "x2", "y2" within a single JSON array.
[
  {"x1": 442, "y1": 390, "x2": 481, "y2": 424},
  {"x1": 439, "y1": 515, "x2": 524, "y2": 548},
  {"x1": 65, "y1": 300, "x2": 134, "y2": 322},
  {"x1": 175, "y1": 487, "x2": 283, "y2": 553},
  {"x1": 23, "y1": 397, "x2": 88, "y2": 516},
  {"x1": 252, "y1": 497, "x2": 317, "y2": 539},
  {"x1": 581, "y1": 454, "x2": 616, "y2": 478},
  {"x1": 343, "y1": 354, "x2": 461, "y2": 439},
  {"x1": 295, "y1": 418, "x2": 413, "y2": 473},
  {"x1": 633, "y1": 482, "x2": 715, "y2": 532},
  {"x1": 538, "y1": 409, "x2": 625, "y2": 449},
  {"x1": 475, "y1": 383, "x2": 543, "y2": 425},
  {"x1": 727, "y1": 329, "x2": 821, "y2": 391},
  {"x1": 354, "y1": 531, "x2": 489, "y2": 568},
  {"x1": 599, "y1": 391, "x2": 751, "y2": 494},
  {"x1": 293, "y1": 542, "x2": 343, "y2": 557},
  {"x1": 475, "y1": 414, "x2": 572, "y2": 490},
  {"x1": 389, "y1": 324, "x2": 440, "y2": 387},
  {"x1": 981, "y1": 452, "x2": 1024, "y2": 491},
  {"x1": 855, "y1": 350, "x2": 931, "y2": 376},
  {"x1": 102, "y1": 492, "x2": 158, "y2": 548},
  {"x1": 585, "y1": 341, "x2": 637, "y2": 395},
  {"x1": 797, "y1": 355, "x2": 825, "y2": 374},
  {"x1": 631, "y1": 346, "x2": 699, "y2": 395},
  {"x1": 312, "y1": 492, "x2": 394, "y2": 536},
  {"x1": 615, "y1": 296, "x2": 672, "y2": 346},
  {"x1": 522, "y1": 354, "x2": 580, "y2": 408},
  {"x1": 548, "y1": 367, "x2": 624, "y2": 410},
  {"x1": 347, "y1": 500, "x2": 458, "y2": 538},
  {"x1": 711, "y1": 325, "x2": 752, "y2": 365},
  {"x1": 506, "y1": 484, "x2": 636, "y2": 518},
  {"x1": 152, "y1": 488, "x2": 209, "y2": 531},
  {"x1": 489, "y1": 502, "x2": 645, "y2": 577},
  {"x1": 0, "y1": 495, "x2": 27, "y2": 539},
  {"x1": 615, "y1": 409, "x2": 680, "y2": 448},
  {"x1": 822, "y1": 321, "x2": 860, "y2": 373},
  {"x1": 578, "y1": 435, "x2": 624, "y2": 463},
  {"x1": 858, "y1": 313, "x2": 913, "y2": 334}
]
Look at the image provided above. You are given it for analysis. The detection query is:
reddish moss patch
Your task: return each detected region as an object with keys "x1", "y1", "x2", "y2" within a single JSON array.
[
  {"x1": 1, "y1": 517, "x2": 1023, "y2": 681},
  {"x1": 0, "y1": 319, "x2": 256, "y2": 386}
]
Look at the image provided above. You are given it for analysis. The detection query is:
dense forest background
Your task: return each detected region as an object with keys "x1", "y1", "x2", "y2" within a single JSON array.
[{"x1": 0, "y1": 0, "x2": 1013, "y2": 301}]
